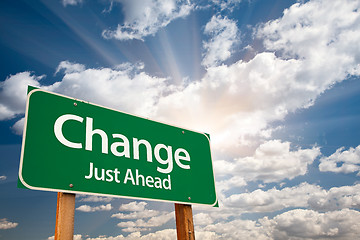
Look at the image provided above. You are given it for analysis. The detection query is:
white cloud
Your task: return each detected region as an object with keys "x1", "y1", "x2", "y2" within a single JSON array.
[
  {"x1": 307, "y1": 184, "x2": 360, "y2": 211},
  {"x1": 76, "y1": 203, "x2": 112, "y2": 212},
  {"x1": 74, "y1": 235, "x2": 83, "y2": 240},
  {"x1": 0, "y1": 176, "x2": 6, "y2": 181},
  {"x1": 211, "y1": 0, "x2": 243, "y2": 12},
  {"x1": 202, "y1": 15, "x2": 239, "y2": 67},
  {"x1": 112, "y1": 201, "x2": 173, "y2": 233},
  {"x1": 48, "y1": 234, "x2": 83, "y2": 240},
  {"x1": 150, "y1": 0, "x2": 360, "y2": 155},
  {"x1": 216, "y1": 175, "x2": 246, "y2": 194},
  {"x1": 121, "y1": 227, "x2": 151, "y2": 233},
  {"x1": 117, "y1": 212, "x2": 174, "y2": 232},
  {"x1": 102, "y1": 0, "x2": 193, "y2": 41},
  {"x1": 224, "y1": 183, "x2": 360, "y2": 213},
  {"x1": 118, "y1": 201, "x2": 147, "y2": 212},
  {"x1": 112, "y1": 209, "x2": 159, "y2": 219},
  {"x1": 11, "y1": 117, "x2": 25, "y2": 135},
  {"x1": 85, "y1": 229, "x2": 176, "y2": 240},
  {"x1": 48, "y1": 65, "x2": 167, "y2": 117},
  {"x1": 195, "y1": 182, "x2": 360, "y2": 224},
  {"x1": 0, "y1": 62, "x2": 167, "y2": 135},
  {"x1": 0, "y1": 72, "x2": 42, "y2": 120},
  {"x1": 81, "y1": 208, "x2": 360, "y2": 240},
  {"x1": 153, "y1": 52, "x2": 303, "y2": 150},
  {"x1": 197, "y1": 208, "x2": 360, "y2": 240},
  {"x1": 319, "y1": 145, "x2": 360, "y2": 175},
  {"x1": 257, "y1": 0, "x2": 360, "y2": 82},
  {"x1": 235, "y1": 140, "x2": 320, "y2": 183},
  {"x1": 0, "y1": 218, "x2": 18, "y2": 229},
  {"x1": 0, "y1": 64, "x2": 167, "y2": 135},
  {"x1": 61, "y1": 0, "x2": 83, "y2": 7},
  {"x1": 266, "y1": 209, "x2": 360, "y2": 240},
  {"x1": 78, "y1": 195, "x2": 113, "y2": 203},
  {"x1": 133, "y1": 229, "x2": 176, "y2": 240},
  {"x1": 224, "y1": 182, "x2": 320, "y2": 212},
  {"x1": 199, "y1": 218, "x2": 270, "y2": 240},
  {"x1": 1, "y1": 0, "x2": 358, "y2": 158},
  {"x1": 55, "y1": 60, "x2": 86, "y2": 74},
  {"x1": 4, "y1": 0, "x2": 360, "y2": 152},
  {"x1": 215, "y1": 140, "x2": 320, "y2": 185},
  {"x1": 193, "y1": 212, "x2": 214, "y2": 226}
]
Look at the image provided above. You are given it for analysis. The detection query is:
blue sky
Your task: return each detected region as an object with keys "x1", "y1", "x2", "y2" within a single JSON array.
[{"x1": 1, "y1": 0, "x2": 360, "y2": 239}]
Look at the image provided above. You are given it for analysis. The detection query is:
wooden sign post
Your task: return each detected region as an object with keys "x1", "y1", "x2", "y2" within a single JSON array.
[
  {"x1": 55, "y1": 192, "x2": 76, "y2": 240},
  {"x1": 175, "y1": 203, "x2": 195, "y2": 240}
]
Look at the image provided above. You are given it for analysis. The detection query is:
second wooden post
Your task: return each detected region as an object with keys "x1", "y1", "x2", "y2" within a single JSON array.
[{"x1": 175, "y1": 203, "x2": 195, "y2": 240}]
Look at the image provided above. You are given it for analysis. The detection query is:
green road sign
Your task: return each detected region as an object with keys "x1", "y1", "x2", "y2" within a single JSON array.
[{"x1": 19, "y1": 88, "x2": 217, "y2": 206}]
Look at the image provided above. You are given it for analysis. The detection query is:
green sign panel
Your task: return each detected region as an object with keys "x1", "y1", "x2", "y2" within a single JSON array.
[{"x1": 19, "y1": 88, "x2": 217, "y2": 206}]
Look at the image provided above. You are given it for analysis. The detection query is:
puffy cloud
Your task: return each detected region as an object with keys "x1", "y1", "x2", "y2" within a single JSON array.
[
  {"x1": 0, "y1": 176, "x2": 6, "y2": 181},
  {"x1": 151, "y1": 0, "x2": 360, "y2": 158},
  {"x1": 153, "y1": 52, "x2": 305, "y2": 150},
  {"x1": 216, "y1": 175, "x2": 247, "y2": 194},
  {"x1": 61, "y1": 0, "x2": 83, "y2": 7},
  {"x1": 202, "y1": 15, "x2": 239, "y2": 67},
  {"x1": 11, "y1": 117, "x2": 25, "y2": 135},
  {"x1": 194, "y1": 231, "x2": 218, "y2": 240},
  {"x1": 235, "y1": 140, "x2": 320, "y2": 183},
  {"x1": 266, "y1": 209, "x2": 360, "y2": 240},
  {"x1": 78, "y1": 195, "x2": 113, "y2": 203},
  {"x1": 48, "y1": 234, "x2": 83, "y2": 240},
  {"x1": 319, "y1": 145, "x2": 360, "y2": 175},
  {"x1": 133, "y1": 229, "x2": 176, "y2": 240},
  {"x1": 215, "y1": 140, "x2": 320, "y2": 185},
  {"x1": 0, "y1": 218, "x2": 18, "y2": 229},
  {"x1": 224, "y1": 182, "x2": 320, "y2": 212},
  {"x1": 154, "y1": 0, "x2": 360, "y2": 148},
  {"x1": 0, "y1": 62, "x2": 168, "y2": 135},
  {"x1": 113, "y1": 201, "x2": 173, "y2": 233},
  {"x1": 102, "y1": 0, "x2": 192, "y2": 41},
  {"x1": 118, "y1": 201, "x2": 147, "y2": 212},
  {"x1": 0, "y1": 72, "x2": 41, "y2": 120},
  {"x1": 76, "y1": 203, "x2": 112, "y2": 212},
  {"x1": 78, "y1": 208, "x2": 360, "y2": 240},
  {"x1": 193, "y1": 212, "x2": 214, "y2": 226},
  {"x1": 85, "y1": 229, "x2": 176, "y2": 240},
  {"x1": 199, "y1": 219, "x2": 270, "y2": 240},
  {"x1": 55, "y1": 61, "x2": 86, "y2": 74},
  {"x1": 47, "y1": 64, "x2": 167, "y2": 117},
  {"x1": 257, "y1": 0, "x2": 360, "y2": 81},
  {"x1": 116, "y1": 212, "x2": 174, "y2": 232},
  {"x1": 223, "y1": 183, "x2": 360, "y2": 214},
  {"x1": 112, "y1": 209, "x2": 160, "y2": 219},
  {"x1": 197, "y1": 209, "x2": 360, "y2": 240},
  {"x1": 307, "y1": 184, "x2": 360, "y2": 211},
  {"x1": 4, "y1": 0, "x2": 360, "y2": 153},
  {"x1": 211, "y1": 0, "x2": 243, "y2": 12},
  {"x1": 194, "y1": 182, "x2": 360, "y2": 223},
  {"x1": 79, "y1": 195, "x2": 113, "y2": 202}
]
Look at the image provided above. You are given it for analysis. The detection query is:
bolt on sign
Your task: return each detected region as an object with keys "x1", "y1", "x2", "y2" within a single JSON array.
[{"x1": 18, "y1": 87, "x2": 217, "y2": 206}]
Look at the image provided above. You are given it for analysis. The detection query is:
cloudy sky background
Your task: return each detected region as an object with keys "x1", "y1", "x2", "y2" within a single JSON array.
[{"x1": 1, "y1": 0, "x2": 360, "y2": 239}]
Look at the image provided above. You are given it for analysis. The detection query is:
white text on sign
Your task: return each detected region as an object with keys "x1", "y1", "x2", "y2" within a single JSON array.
[
  {"x1": 53, "y1": 114, "x2": 191, "y2": 174},
  {"x1": 84, "y1": 162, "x2": 171, "y2": 190}
]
